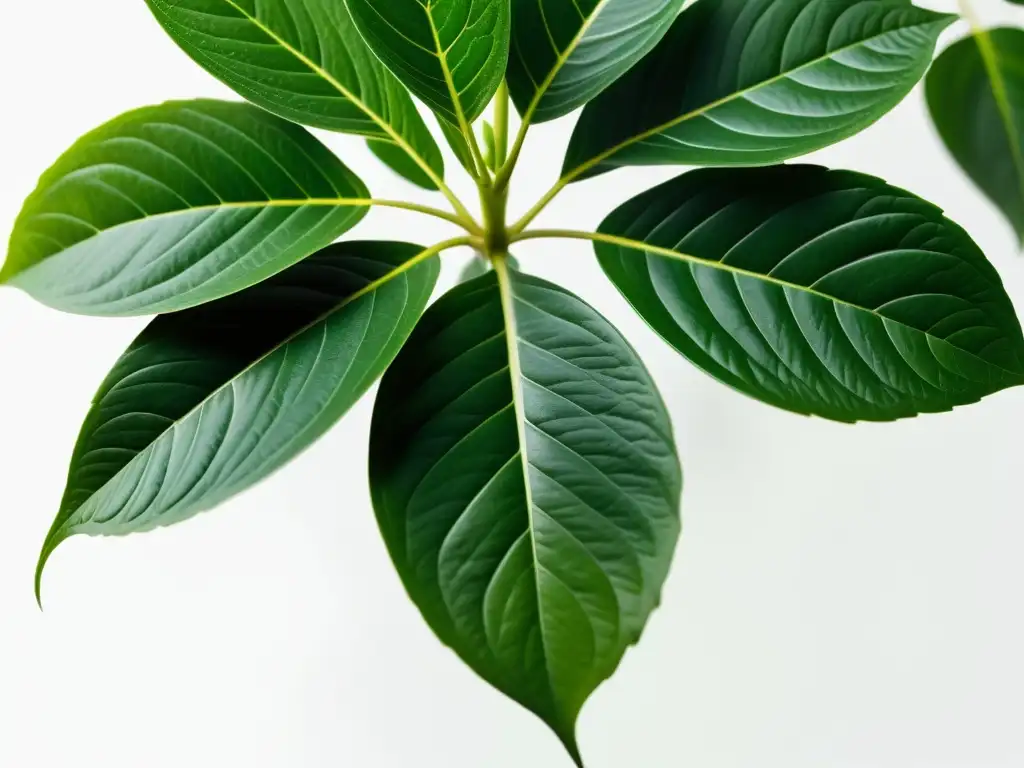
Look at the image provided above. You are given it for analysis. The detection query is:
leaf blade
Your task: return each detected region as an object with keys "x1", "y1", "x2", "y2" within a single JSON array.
[
  {"x1": 369, "y1": 266, "x2": 681, "y2": 761},
  {"x1": 927, "y1": 28, "x2": 1024, "y2": 243},
  {"x1": 36, "y1": 240, "x2": 440, "y2": 598},
  {"x1": 145, "y1": 0, "x2": 445, "y2": 184},
  {"x1": 597, "y1": 165, "x2": 1024, "y2": 422},
  {"x1": 346, "y1": 0, "x2": 511, "y2": 124},
  {"x1": 507, "y1": 0, "x2": 685, "y2": 123},
  {"x1": 2, "y1": 100, "x2": 369, "y2": 316},
  {"x1": 564, "y1": 0, "x2": 954, "y2": 179}
]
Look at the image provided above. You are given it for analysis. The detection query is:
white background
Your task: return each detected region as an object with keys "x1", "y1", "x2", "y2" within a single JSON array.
[{"x1": 2, "y1": 2, "x2": 1024, "y2": 766}]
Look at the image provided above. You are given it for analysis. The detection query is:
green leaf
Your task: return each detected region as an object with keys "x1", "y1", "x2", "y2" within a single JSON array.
[
  {"x1": 458, "y1": 253, "x2": 519, "y2": 283},
  {"x1": 927, "y1": 28, "x2": 1024, "y2": 244},
  {"x1": 36, "y1": 240, "x2": 440, "y2": 601},
  {"x1": 507, "y1": 0, "x2": 685, "y2": 123},
  {"x1": 368, "y1": 139, "x2": 437, "y2": 190},
  {"x1": 369, "y1": 263, "x2": 681, "y2": 765},
  {"x1": 563, "y1": 0, "x2": 955, "y2": 180},
  {"x1": 596, "y1": 165, "x2": 1024, "y2": 422},
  {"x1": 145, "y1": 0, "x2": 444, "y2": 185},
  {"x1": 482, "y1": 121, "x2": 498, "y2": 171},
  {"x1": 1, "y1": 100, "x2": 369, "y2": 317},
  {"x1": 346, "y1": 0, "x2": 510, "y2": 125}
]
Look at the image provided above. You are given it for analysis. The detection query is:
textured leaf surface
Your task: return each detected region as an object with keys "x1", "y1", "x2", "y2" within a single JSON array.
[
  {"x1": 597, "y1": 166, "x2": 1024, "y2": 422},
  {"x1": 346, "y1": 0, "x2": 510, "y2": 124},
  {"x1": 507, "y1": 0, "x2": 684, "y2": 123},
  {"x1": 564, "y1": 0, "x2": 954, "y2": 179},
  {"x1": 927, "y1": 28, "x2": 1024, "y2": 243},
  {"x1": 145, "y1": 0, "x2": 444, "y2": 185},
  {"x1": 370, "y1": 264, "x2": 681, "y2": 763},
  {"x1": 2, "y1": 100, "x2": 368, "y2": 316},
  {"x1": 37, "y1": 241, "x2": 439, "y2": 596}
]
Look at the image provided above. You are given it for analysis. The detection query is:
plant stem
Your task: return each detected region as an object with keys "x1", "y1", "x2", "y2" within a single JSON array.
[
  {"x1": 356, "y1": 199, "x2": 482, "y2": 232},
  {"x1": 509, "y1": 178, "x2": 570, "y2": 233},
  {"x1": 479, "y1": 184, "x2": 510, "y2": 257}
]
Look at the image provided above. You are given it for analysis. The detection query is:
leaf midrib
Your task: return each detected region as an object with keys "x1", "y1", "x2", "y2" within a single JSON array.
[
  {"x1": 582, "y1": 230, "x2": 1024, "y2": 378},
  {"x1": 493, "y1": 258, "x2": 559, "y2": 715},
  {"x1": 216, "y1": 0, "x2": 434, "y2": 176},
  {"x1": 564, "y1": 11, "x2": 950, "y2": 180}
]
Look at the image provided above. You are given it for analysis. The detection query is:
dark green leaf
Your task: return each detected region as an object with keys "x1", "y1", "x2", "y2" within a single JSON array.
[
  {"x1": 2, "y1": 100, "x2": 370, "y2": 316},
  {"x1": 37, "y1": 241, "x2": 439, "y2": 599},
  {"x1": 564, "y1": 0, "x2": 954, "y2": 180},
  {"x1": 927, "y1": 28, "x2": 1024, "y2": 243},
  {"x1": 369, "y1": 263, "x2": 681, "y2": 765},
  {"x1": 507, "y1": 0, "x2": 685, "y2": 123},
  {"x1": 346, "y1": 0, "x2": 510, "y2": 124},
  {"x1": 368, "y1": 139, "x2": 437, "y2": 190},
  {"x1": 597, "y1": 165, "x2": 1024, "y2": 422},
  {"x1": 145, "y1": 0, "x2": 444, "y2": 184}
]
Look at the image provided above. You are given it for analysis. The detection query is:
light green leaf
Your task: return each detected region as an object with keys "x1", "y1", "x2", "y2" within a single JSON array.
[
  {"x1": 596, "y1": 165, "x2": 1024, "y2": 422},
  {"x1": 145, "y1": 0, "x2": 444, "y2": 186},
  {"x1": 458, "y1": 252, "x2": 519, "y2": 283},
  {"x1": 370, "y1": 263, "x2": 681, "y2": 765},
  {"x1": 564, "y1": 0, "x2": 954, "y2": 180},
  {"x1": 346, "y1": 0, "x2": 510, "y2": 124},
  {"x1": 1, "y1": 100, "x2": 369, "y2": 316},
  {"x1": 483, "y1": 121, "x2": 498, "y2": 171},
  {"x1": 37, "y1": 240, "x2": 440, "y2": 600},
  {"x1": 507, "y1": 0, "x2": 685, "y2": 123},
  {"x1": 927, "y1": 28, "x2": 1024, "y2": 244}
]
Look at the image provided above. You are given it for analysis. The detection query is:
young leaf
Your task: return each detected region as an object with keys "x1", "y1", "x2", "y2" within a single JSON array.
[
  {"x1": 369, "y1": 264, "x2": 682, "y2": 764},
  {"x1": 927, "y1": 28, "x2": 1024, "y2": 244},
  {"x1": 507, "y1": 0, "x2": 685, "y2": 123},
  {"x1": 36, "y1": 240, "x2": 440, "y2": 600},
  {"x1": 437, "y1": 117, "x2": 479, "y2": 174},
  {"x1": 1, "y1": 101, "x2": 369, "y2": 316},
  {"x1": 145, "y1": 0, "x2": 444, "y2": 188},
  {"x1": 596, "y1": 166, "x2": 1024, "y2": 422},
  {"x1": 563, "y1": 0, "x2": 955, "y2": 180},
  {"x1": 346, "y1": 0, "x2": 510, "y2": 125},
  {"x1": 483, "y1": 121, "x2": 498, "y2": 172}
]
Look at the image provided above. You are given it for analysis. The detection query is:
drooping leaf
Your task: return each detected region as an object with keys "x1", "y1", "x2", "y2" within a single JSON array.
[
  {"x1": 369, "y1": 263, "x2": 681, "y2": 764},
  {"x1": 597, "y1": 165, "x2": 1024, "y2": 422},
  {"x1": 368, "y1": 139, "x2": 437, "y2": 190},
  {"x1": 927, "y1": 28, "x2": 1024, "y2": 244},
  {"x1": 2, "y1": 100, "x2": 369, "y2": 316},
  {"x1": 145, "y1": 0, "x2": 444, "y2": 186},
  {"x1": 564, "y1": 0, "x2": 955, "y2": 180},
  {"x1": 36, "y1": 241, "x2": 439, "y2": 599},
  {"x1": 346, "y1": 0, "x2": 511, "y2": 124},
  {"x1": 507, "y1": 0, "x2": 685, "y2": 123}
]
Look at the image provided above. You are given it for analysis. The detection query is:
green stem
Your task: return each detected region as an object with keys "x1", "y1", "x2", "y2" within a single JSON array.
[
  {"x1": 509, "y1": 178, "x2": 570, "y2": 234},
  {"x1": 494, "y1": 80, "x2": 510, "y2": 167},
  {"x1": 358, "y1": 199, "x2": 481, "y2": 232}
]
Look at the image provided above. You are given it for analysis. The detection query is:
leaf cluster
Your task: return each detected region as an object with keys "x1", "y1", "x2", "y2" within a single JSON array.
[{"x1": 3, "y1": 0, "x2": 1023, "y2": 765}]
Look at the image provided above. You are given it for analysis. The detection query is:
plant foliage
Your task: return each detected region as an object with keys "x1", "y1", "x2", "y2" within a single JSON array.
[{"x1": 4, "y1": 0, "x2": 1023, "y2": 765}]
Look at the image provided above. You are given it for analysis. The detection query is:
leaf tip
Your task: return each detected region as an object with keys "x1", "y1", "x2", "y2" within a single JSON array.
[{"x1": 34, "y1": 531, "x2": 67, "y2": 611}]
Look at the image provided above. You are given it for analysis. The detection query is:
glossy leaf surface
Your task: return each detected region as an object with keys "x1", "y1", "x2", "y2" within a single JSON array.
[
  {"x1": 598, "y1": 166, "x2": 1024, "y2": 422},
  {"x1": 564, "y1": 0, "x2": 954, "y2": 179},
  {"x1": 507, "y1": 0, "x2": 684, "y2": 123},
  {"x1": 370, "y1": 264, "x2": 681, "y2": 763},
  {"x1": 37, "y1": 241, "x2": 439, "y2": 596},
  {"x1": 146, "y1": 0, "x2": 444, "y2": 184},
  {"x1": 368, "y1": 139, "x2": 437, "y2": 190},
  {"x1": 346, "y1": 0, "x2": 510, "y2": 124},
  {"x1": 927, "y1": 28, "x2": 1024, "y2": 243},
  {"x1": 2, "y1": 101, "x2": 368, "y2": 316}
]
